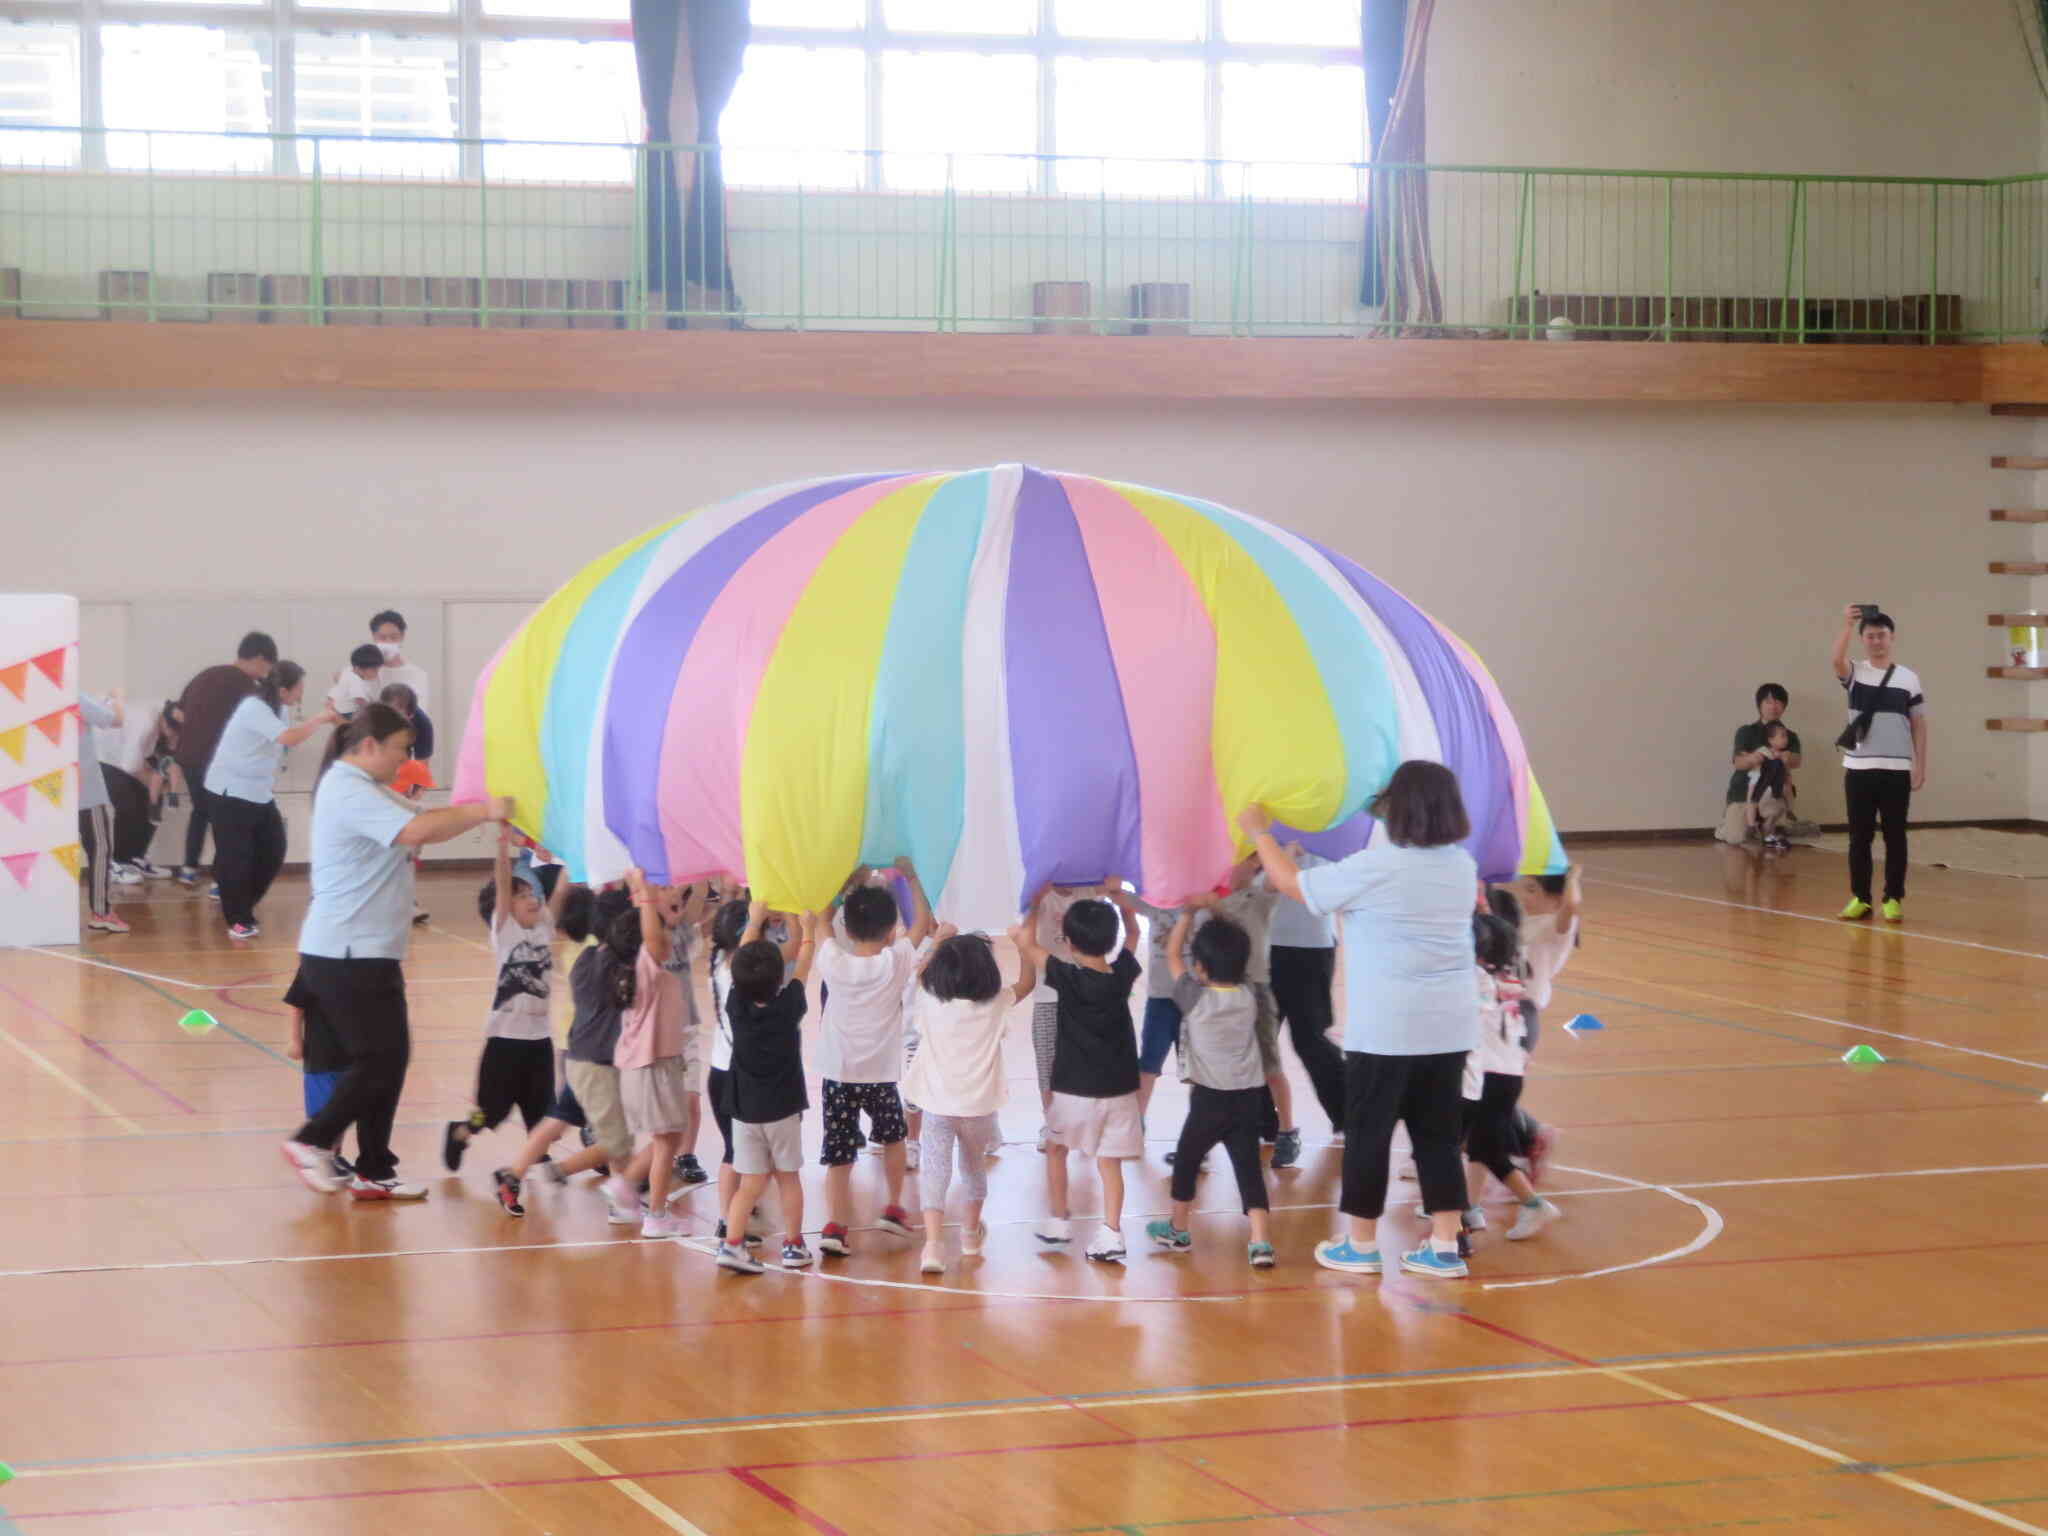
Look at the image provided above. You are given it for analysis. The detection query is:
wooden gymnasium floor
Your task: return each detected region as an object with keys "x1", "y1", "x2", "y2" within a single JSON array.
[{"x1": 2, "y1": 841, "x2": 2046, "y2": 1536}]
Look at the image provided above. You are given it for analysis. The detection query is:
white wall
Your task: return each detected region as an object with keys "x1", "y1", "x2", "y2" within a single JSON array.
[
  {"x1": 1428, "y1": 0, "x2": 2045, "y2": 179},
  {"x1": 6, "y1": 388, "x2": 2035, "y2": 840}
]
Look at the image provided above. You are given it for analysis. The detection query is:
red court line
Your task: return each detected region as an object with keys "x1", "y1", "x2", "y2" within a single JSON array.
[
  {"x1": 18, "y1": 1365, "x2": 2048, "y2": 1523},
  {"x1": 0, "y1": 978, "x2": 198, "y2": 1115},
  {"x1": 0, "y1": 1297, "x2": 999, "y2": 1370},
  {"x1": 726, "y1": 1468, "x2": 853, "y2": 1536}
]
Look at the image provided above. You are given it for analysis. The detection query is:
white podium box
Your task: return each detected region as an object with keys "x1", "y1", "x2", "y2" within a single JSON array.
[{"x1": 0, "y1": 595, "x2": 81, "y2": 948}]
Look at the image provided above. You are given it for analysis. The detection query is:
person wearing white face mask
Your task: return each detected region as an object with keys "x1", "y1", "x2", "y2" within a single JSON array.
[{"x1": 369, "y1": 610, "x2": 430, "y2": 714}]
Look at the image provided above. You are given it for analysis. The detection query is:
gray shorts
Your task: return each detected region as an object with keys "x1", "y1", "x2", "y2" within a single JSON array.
[
  {"x1": 733, "y1": 1112, "x2": 804, "y2": 1175},
  {"x1": 1250, "y1": 981, "x2": 1281, "y2": 1075}
]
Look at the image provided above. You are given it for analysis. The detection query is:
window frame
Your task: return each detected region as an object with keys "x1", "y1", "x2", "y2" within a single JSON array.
[{"x1": 0, "y1": 0, "x2": 1365, "y2": 188}]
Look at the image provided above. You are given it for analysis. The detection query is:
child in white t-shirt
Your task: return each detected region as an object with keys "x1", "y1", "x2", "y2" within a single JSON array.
[
  {"x1": 813, "y1": 861, "x2": 934, "y2": 1257},
  {"x1": 903, "y1": 923, "x2": 1036, "y2": 1274},
  {"x1": 1507, "y1": 865, "x2": 1581, "y2": 1182},
  {"x1": 328, "y1": 644, "x2": 385, "y2": 719},
  {"x1": 444, "y1": 830, "x2": 570, "y2": 1174},
  {"x1": 1460, "y1": 913, "x2": 1560, "y2": 1243}
]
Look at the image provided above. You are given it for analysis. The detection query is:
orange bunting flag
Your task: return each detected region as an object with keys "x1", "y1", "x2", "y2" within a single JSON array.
[
  {"x1": 48, "y1": 843, "x2": 82, "y2": 881},
  {"x1": 0, "y1": 726, "x2": 24, "y2": 765},
  {"x1": 29, "y1": 647, "x2": 66, "y2": 689},
  {"x1": 0, "y1": 663, "x2": 25, "y2": 702},
  {"x1": 31, "y1": 709, "x2": 67, "y2": 746},
  {"x1": 30, "y1": 768, "x2": 66, "y2": 806}
]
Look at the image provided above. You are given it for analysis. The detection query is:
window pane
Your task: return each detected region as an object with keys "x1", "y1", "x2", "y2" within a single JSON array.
[
  {"x1": 294, "y1": 33, "x2": 458, "y2": 177},
  {"x1": 721, "y1": 44, "x2": 864, "y2": 188},
  {"x1": 1221, "y1": 0, "x2": 1357, "y2": 46},
  {"x1": 104, "y1": 25, "x2": 274, "y2": 171},
  {"x1": 481, "y1": 40, "x2": 638, "y2": 179},
  {"x1": 1055, "y1": 0, "x2": 1202, "y2": 41},
  {"x1": 882, "y1": 51, "x2": 1033, "y2": 191},
  {"x1": 884, "y1": 0, "x2": 1034, "y2": 34},
  {"x1": 0, "y1": 21, "x2": 82, "y2": 168},
  {"x1": 1053, "y1": 57, "x2": 1202, "y2": 195},
  {"x1": 483, "y1": 0, "x2": 624, "y2": 23},
  {"x1": 1220, "y1": 61, "x2": 1362, "y2": 199},
  {"x1": 752, "y1": 0, "x2": 862, "y2": 24},
  {"x1": 299, "y1": 0, "x2": 450, "y2": 17}
]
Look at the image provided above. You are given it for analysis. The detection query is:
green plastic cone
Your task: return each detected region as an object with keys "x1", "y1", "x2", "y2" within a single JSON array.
[
  {"x1": 177, "y1": 1009, "x2": 218, "y2": 1035},
  {"x1": 1841, "y1": 1044, "x2": 1885, "y2": 1064},
  {"x1": 0, "y1": 1459, "x2": 13, "y2": 1483}
]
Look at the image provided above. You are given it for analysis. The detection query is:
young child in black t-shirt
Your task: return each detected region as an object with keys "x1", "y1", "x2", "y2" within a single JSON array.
[
  {"x1": 717, "y1": 901, "x2": 818, "y2": 1275},
  {"x1": 1017, "y1": 888, "x2": 1143, "y2": 1263}
]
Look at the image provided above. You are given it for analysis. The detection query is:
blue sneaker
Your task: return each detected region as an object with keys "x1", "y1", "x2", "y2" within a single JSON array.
[
  {"x1": 1146, "y1": 1219, "x2": 1192, "y2": 1252},
  {"x1": 1313, "y1": 1237, "x2": 1382, "y2": 1274},
  {"x1": 1400, "y1": 1243, "x2": 1469, "y2": 1280},
  {"x1": 1247, "y1": 1242, "x2": 1276, "y2": 1268}
]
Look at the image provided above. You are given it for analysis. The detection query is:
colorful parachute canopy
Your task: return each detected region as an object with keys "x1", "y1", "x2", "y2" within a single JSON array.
[{"x1": 453, "y1": 465, "x2": 1565, "y2": 926}]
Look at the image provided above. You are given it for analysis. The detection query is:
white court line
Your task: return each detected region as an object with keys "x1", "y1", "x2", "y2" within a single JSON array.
[
  {"x1": 1481, "y1": 1163, "x2": 1722, "y2": 1291},
  {"x1": 20, "y1": 946, "x2": 211, "y2": 991}
]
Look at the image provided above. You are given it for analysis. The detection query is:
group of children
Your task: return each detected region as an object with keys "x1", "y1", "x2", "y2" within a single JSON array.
[{"x1": 297, "y1": 828, "x2": 1581, "y2": 1278}]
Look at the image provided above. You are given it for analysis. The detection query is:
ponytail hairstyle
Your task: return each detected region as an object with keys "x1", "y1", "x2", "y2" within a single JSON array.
[
  {"x1": 604, "y1": 909, "x2": 644, "y2": 1011},
  {"x1": 710, "y1": 897, "x2": 750, "y2": 964},
  {"x1": 256, "y1": 660, "x2": 305, "y2": 716},
  {"x1": 316, "y1": 701, "x2": 414, "y2": 799}
]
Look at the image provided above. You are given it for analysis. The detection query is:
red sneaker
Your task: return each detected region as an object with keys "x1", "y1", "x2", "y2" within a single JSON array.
[
  {"x1": 876, "y1": 1205, "x2": 913, "y2": 1238},
  {"x1": 818, "y1": 1222, "x2": 852, "y2": 1256}
]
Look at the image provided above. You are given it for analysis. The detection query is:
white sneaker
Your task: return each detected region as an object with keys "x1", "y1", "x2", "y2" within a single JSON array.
[
  {"x1": 641, "y1": 1212, "x2": 686, "y2": 1239},
  {"x1": 111, "y1": 863, "x2": 145, "y2": 886},
  {"x1": 905, "y1": 1141, "x2": 921, "y2": 1171},
  {"x1": 1035, "y1": 1217, "x2": 1072, "y2": 1246},
  {"x1": 281, "y1": 1140, "x2": 341, "y2": 1194},
  {"x1": 1506, "y1": 1198, "x2": 1561, "y2": 1241},
  {"x1": 1036, "y1": 1125, "x2": 1050, "y2": 1153},
  {"x1": 962, "y1": 1222, "x2": 987, "y2": 1257},
  {"x1": 135, "y1": 860, "x2": 171, "y2": 879},
  {"x1": 920, "y1": 1242, "x2": 946, "y2": 1274},
  {"x1": 349, "y1": 1174, "x2": 428, "y2": 1201},
  {"x1": 1084, "y1": 1224, "x2": 1127, "y2": 1263},
  {"x1": 602, "y1": 1176, "x2": 644, "y2": 1225}
]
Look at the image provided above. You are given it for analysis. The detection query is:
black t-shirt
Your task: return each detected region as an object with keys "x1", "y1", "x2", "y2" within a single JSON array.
[
  {"x1": 565, "y1": 944, "x2": 624, "y2": 1066},
  {"x1": 1724, "y1": 721, "x2": 1802, "y2": 805},
  {"x1": 723, "y1": 978, "x2": 810, "y2": 1124},
  {"x1": 1046, "y1": 951, "x2": 1143, "y2": 1098},
  {"x1": 283, "y1": 970, "x2": 347, "y2": 1075}
]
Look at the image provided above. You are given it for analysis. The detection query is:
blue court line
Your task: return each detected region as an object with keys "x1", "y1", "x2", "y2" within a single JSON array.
[
  {"x1": 13, "y1": 1325, "x2": 2041, "y2": 1476},
  {"x1": 1560, "y1": 981, "x2": 2042, "y2": 1098}
]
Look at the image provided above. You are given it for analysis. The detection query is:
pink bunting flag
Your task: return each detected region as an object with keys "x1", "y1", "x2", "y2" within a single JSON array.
[
  {"x1": 1, "y1": 851, "x2": 37, "y2": 888},
  {"x1": 0, "y1": 784, "x2": 27, "y2": 822}
]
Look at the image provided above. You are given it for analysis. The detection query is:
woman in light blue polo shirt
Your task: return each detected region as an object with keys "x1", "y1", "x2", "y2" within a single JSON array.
[
  {"x1": 1241, "y1": 761, "x2": 1480, "y2": 1282},
  {"x1": 205, "y1": 661, "x2": 338, "y2": 940}
]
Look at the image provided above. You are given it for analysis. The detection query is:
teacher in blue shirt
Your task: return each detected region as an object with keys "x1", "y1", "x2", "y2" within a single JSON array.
[
  {"x1": 206, "y1": 662, "x2": 340, "y2": 941},
  {"x1": 1240, "y1": 760, "x2": 1480, "y2": 1283},
  {"x1": 281, "y1": 703, "x2": 512, "y2": 1201}
]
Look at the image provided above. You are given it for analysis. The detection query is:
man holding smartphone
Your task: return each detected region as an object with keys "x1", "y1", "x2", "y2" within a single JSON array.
[{"x1": 1830, "y1": 604, "x2": 1927, "y2": 921}]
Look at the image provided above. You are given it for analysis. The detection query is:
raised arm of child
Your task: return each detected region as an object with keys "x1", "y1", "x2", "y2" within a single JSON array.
[
  {"x1": 744, "y1": 897, "x2": 769, "y2": 946},
  {"x1": 1165, "y1": 908, "x2": 1195, "y2": 982},
  {"x1": 1005, "y1": 921, "x2": 1039, "y2": 1004},
  {"x1": 1559, "y1": 865, "x2": 1583, "y2": 932},
  {"x1": 546, "y1": 862, "x2": 574, "y2": 925},
  {"x1": 918, "y1": 921, "x2": 959, "y2": 978},
  {"x1": 791, "y1": 911, "x2": 820, "y2": 985},
  {"x1": 1014, "y1": 896, "x2": 1048, "y2": 971},
  {"x1": 1110, "y1": 885, "x2": 1141, "y2": 956},
  {"x1": 492, "y1": 825, "x2": 516, "y2": 934},
  {"x1": 896, "y1": 856, "x2": 936, "y2": 947},
  {"x1": 625, "y1": 867, "x2": 665, "y2": 954}
]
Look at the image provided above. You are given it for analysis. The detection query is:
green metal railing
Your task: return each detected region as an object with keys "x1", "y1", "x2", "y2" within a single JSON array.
[{"x1": 2, "y1": 125, "x2": 2045, "y2": 339}]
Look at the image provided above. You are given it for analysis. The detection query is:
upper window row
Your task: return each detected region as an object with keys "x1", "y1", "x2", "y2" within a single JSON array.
[{"x1": 0, "y1": 0, "x2": 1358, "y2": 37}]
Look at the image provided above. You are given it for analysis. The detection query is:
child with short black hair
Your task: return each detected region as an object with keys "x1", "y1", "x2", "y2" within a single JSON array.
[
  {"x1": 328, "y1": 644, "x2": 385, "y2": 720},
  {"x1": 1146, "y1": 911, "x2": 1275, "y2": 1267},
  {"x1": 904, "y1": 923, "x2": 1037, "y2": 1274},
  {"x1": 1026, "y1": 880, "x2": 1107, "y2": 1150},
  {"x1": 718, "y1": 902, "x2": 818, "y2": 1273},
  {"x1": 1017, "y1": 889, "x2": 1143, "y2": 1262},
  {"x1": 444, "y1": 829, "x2": 570, "y2": 1174},
  {"x1": 1461, "y1": 912, "x2": 1560, "y2": 1242},
  {"x1": 813, "y1": 862, "x2": 933, "y2": 1257}
]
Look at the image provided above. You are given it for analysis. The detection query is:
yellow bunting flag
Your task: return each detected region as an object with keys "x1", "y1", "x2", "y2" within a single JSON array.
[
  {"x1": 48, "y1": 843, "x2": 81, "y2": 881},
  {"x1": 31, "y1": 768, "x2": 66, "y2": 806},
  {"x1": 0, "y1": 726, "x2": 26, "y2": 765}
]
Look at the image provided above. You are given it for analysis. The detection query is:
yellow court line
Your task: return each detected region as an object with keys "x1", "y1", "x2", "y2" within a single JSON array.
[
  {"x1": 556, "y1": 1439, "x2": 712, "y2": 1536},
  {"x1": 0, "y1": 1023, "x2": 142, "y2": 1134},
  {"x1": 17, "y1": 1330, "x2": 2048, "y2": 1482}
]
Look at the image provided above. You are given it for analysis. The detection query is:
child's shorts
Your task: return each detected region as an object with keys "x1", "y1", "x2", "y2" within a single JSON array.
[
  {"x1": 303, "y1": 1069, "x2": 340, "y2": 1119},
  {"x1": 820, "y1": 1080, "x2": 906, "y2": 1165},
  {"x1": 564, "y1": 1059, "x2": 632, "y2": 1161},
  {"x1": 734, "y1": 1112, "x2": 804, "y2": 1175},
  {"x1": 620, "y1": 1056, "x2": 692, "y2": 1138},
  {"x1": 1046, "y1": 1090, "x2": 1143, "y2": 1159},
  {"x1": 545, "y1": 1080, "x2": 587, "y2": 1130}
]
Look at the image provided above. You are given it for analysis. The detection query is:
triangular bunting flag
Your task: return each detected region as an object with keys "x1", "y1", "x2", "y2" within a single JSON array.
[
  {"x1": 29, "y1": 647, "x2": 65, "y2": 689},
  {"x1": 31, "y1": 768, "x2": 66, "y2": 806},
  {"x1": 0, "y1": 785, "x2": 26, "y2": 822},
  {"x1": 48, "y1": 842, "x2": 82, "y2": 880},
  {"x1": 1, "y1": 851, "x2": 36, "y2": 888},
  {"x1": 0, "y1": 726, "x2": 23, "y2": 765},
  {"x1": 0, "y1": 662, "x2": 25, "y2": 701},
  {"x1": 31, "y1": 708, "x2": 68, "y2": 746}
]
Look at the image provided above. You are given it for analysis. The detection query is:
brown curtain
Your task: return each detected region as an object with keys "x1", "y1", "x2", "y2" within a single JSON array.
[{"x1": 633, "y1": 0, "x2": 750, "y2": 319}]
